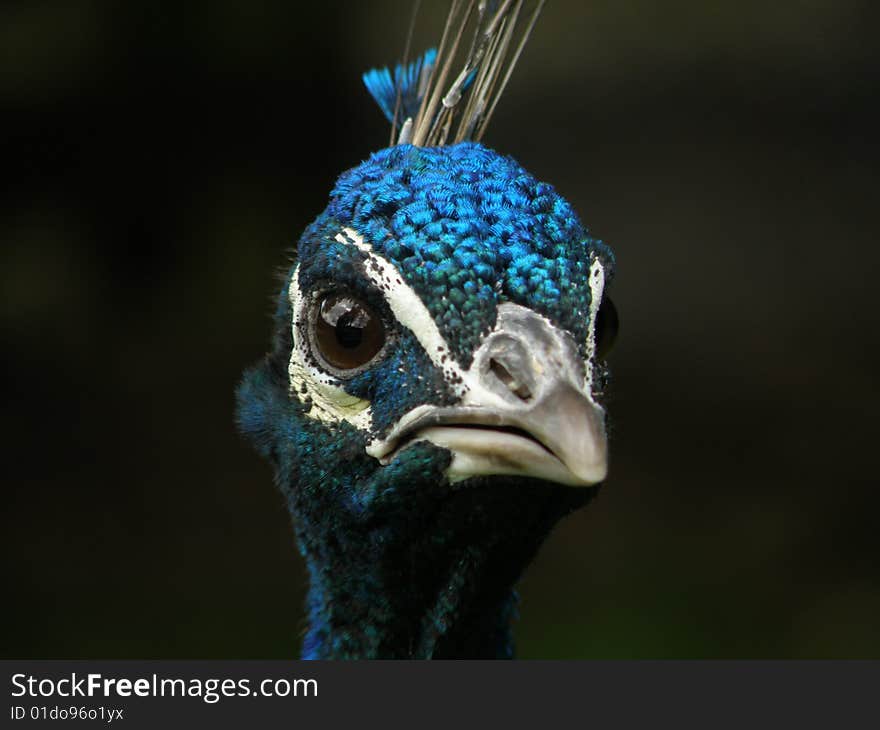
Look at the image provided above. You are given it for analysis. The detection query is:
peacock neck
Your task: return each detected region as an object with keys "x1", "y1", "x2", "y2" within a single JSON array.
[
  {"x1": 293, "y1": 479, "x2": 593, "y2": 659},
  {"x1": 301, "y1": 545, "x2": 519, "y2": 659}
]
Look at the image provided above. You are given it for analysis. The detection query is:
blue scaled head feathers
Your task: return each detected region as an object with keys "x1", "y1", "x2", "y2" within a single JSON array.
[{"x1": 240, "y1": 139, "x2": 616, "y2": 493}]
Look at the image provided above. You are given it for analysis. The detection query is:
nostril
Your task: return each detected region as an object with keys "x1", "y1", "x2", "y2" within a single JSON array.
[{"x1": 489, "y1": 358, "x2": 533, "y2": 401}]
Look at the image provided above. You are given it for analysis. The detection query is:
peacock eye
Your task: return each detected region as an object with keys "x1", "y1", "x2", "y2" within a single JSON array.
[
  {"x1": 312, "y1": 293, "x2": 386, "y2": 373},
  {"x1": 594, "y1": 295, "x2": 619, "y2": 359}
]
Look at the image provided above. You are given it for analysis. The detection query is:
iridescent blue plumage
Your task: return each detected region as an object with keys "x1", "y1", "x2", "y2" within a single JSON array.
[
  {"x1": 362, "y1": 49, "x2": 437, "y2": 124},
  {"x1": 301, "y1": 142, "x2": 614, "y2": 367},
  {"x1": 237, "y1": 2, "x2": 617, "y2": 660}
]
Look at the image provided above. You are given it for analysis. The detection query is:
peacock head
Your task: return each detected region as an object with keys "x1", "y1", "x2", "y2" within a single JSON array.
[
  {"x1": 238, "y1": 7, "x2": 619, "y2": 657},
  {"x1": 238, "y1": 141, "x2": 616, "y2": 539}
]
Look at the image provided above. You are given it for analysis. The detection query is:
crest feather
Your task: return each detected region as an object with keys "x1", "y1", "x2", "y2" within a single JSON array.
[
  {"x1": 363, "y1": 0, "x2": 546, "y2": 148},
  {"x1": 363, "y1": 49, "x2": 438, "y2": 126}
]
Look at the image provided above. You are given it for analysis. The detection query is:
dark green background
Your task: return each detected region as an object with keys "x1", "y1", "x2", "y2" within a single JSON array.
[{"x1": 4, "y1": 0, "x2": 878, "y2": 658}]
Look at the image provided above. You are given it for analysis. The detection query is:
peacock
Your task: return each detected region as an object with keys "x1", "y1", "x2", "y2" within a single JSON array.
[{"x1": 237, "y1": 1, "x2": 618, "y2": 659}]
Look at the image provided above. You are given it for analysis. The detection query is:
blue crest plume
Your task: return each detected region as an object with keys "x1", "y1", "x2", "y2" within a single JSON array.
[
  {"x1": 362, "y1": 0, "x2": 547, "y2": 147},
  {"x1": 363, "y1": 49, "x2": 437, "y2": 125}
]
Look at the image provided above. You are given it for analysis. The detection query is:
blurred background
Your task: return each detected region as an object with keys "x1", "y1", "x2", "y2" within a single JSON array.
[{"x1": 3, "y1": 0, "x2": 878, "y2": 658}]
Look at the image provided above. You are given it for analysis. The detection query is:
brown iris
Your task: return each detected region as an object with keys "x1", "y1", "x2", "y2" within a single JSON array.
[
  {"x1": 313, "y1": 293, "x2": 386, "y2": 372},
  {"x1": 594, "y1": 296, "x2": 619, "y2": 359}
]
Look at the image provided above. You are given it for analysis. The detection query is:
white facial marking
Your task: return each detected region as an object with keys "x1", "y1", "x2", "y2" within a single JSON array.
[
  {"x1": 585, "y1": 258, "x2": 606, "y2": 391},
  {"x1": 288, "y1": 265, "x2": 373, "y2": 430},
  {"x1": 288, "y1": 224, "x2": 489, "y2": 433},
  {"x1": 337, "y1": 227, "x2": 475, "y2": 399}
]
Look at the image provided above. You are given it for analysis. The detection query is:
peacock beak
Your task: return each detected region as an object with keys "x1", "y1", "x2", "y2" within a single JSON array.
[{"x1": 366, "y1": 303, "x2": 608, "y2": 487}]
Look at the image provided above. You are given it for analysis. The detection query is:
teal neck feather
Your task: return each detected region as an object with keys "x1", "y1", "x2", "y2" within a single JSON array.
[{"x1": 297, "y1": 477, "x2": 593, "y2": 660}]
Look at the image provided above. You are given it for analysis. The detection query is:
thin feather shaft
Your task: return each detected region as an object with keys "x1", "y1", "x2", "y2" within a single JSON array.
[
  {"x1": 397, "y1": 117, "x2": 414, "y2": 144},
  {"x1": 422, "y1": 0, "x2": 479, "y2": 145},
  {"x1": 416, "y1": 0, "x2": 477, "y2": 145},
  {"x1": 482, "y1": 0, "x2": 516, "y2": 41},
  {"x1": 390, "y1": 0, "x2": 422, "y2": 146},
  {"x1": 476, "y1": 0, "x2": 545, "y2": 141},
  {"x1": 380, "y1": 0, "x2": 545, "y2": 147},
  {"x1": 477, "y1": 5, "x2": 521, "y2": 120},
  {"x1": 454, "y1": 16, "x2": 507, "y2": 142},
  {"x1": 412, "y1": 0, "x2": 467, "y2": 144}
]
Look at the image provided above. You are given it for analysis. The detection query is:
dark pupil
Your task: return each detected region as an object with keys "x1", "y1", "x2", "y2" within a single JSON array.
[
  {"x1": 334, "y1": 309, "x2": 366, "y2": 348},
  {"x1": 594, "y1": 296, "x2": 619, "y2": 358},
  {"x1": 315, "y1": 294, "x2": 385, "y2": 370}
]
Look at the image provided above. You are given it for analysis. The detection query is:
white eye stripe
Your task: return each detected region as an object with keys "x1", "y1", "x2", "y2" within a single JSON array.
[
  {"x1": 584, "y1": 258, "x2": 606, "y2": 392},
  {"x1": 337, "y1": 227, "x2": 471, "y2": 398}
]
